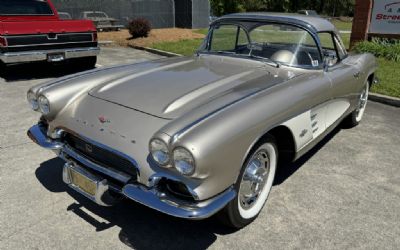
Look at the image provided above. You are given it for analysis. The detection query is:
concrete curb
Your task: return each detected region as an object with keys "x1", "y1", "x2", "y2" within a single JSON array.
[
  {"x1": 369, "y1": 93, "x2": 400, "y2": 107},
  {"x1": 128, "y1": 45, "x2": 183, "y2": 57}
]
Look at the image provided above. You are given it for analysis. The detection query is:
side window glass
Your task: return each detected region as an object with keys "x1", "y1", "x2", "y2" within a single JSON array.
[
  {"x1": 210, "y1": 25, "x2": 249, "y2": 51},
  {"x1": 318, "y1": 32, "x2": 338, "y2": 66}
]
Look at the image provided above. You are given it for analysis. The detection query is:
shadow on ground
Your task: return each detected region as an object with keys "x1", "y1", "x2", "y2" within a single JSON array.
[
  {"x1": 35, "y1": 127, "x2": 341, "y2": 250},
  {"x1": 0, "y1": 62, "x2": 91, "y2": 82}
]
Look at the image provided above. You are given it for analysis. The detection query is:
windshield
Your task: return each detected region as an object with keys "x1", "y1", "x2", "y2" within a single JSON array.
[
  {"x1": 0, "y1": 0, "x2": 53, "y2": 15},
  {"x1": 201, "y1": 23, "x2": 322, "y2": 68}
]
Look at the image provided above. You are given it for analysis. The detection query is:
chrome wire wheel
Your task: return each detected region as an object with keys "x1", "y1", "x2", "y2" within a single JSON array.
[
  {"x1": 238, "y1": 142, "x2": 277, "y2": 219},
  {"x1": 355, "y1": 84, "x2": 369, "y2": 122}
]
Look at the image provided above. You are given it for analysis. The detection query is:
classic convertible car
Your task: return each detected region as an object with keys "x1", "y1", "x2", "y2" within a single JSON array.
[{"x1": 27, "y1": 13, "x2": 377, "y2": 228}]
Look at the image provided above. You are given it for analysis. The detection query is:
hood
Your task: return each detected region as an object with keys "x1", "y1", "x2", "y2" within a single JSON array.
[{"x1": 89, "y1": 55, "x2": 290, "y2": 119}]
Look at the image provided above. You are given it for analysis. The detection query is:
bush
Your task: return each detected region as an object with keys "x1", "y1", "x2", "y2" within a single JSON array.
[
  {"x1": 353, "y1": 38, "x2": 400, "y2": 62},
  {"x1": 128, "y1": 18, "x2": 151, "y2": 39}
]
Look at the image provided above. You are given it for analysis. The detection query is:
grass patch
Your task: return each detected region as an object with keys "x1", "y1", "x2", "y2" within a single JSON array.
[
  {"x1": 331, "y1": 19, "x2": 352, "y2": 31},
  {"x1": 152, "y1": 39, "x2": 204, "y2": 56},
  {"x1": 372, "y1": 58, "x2": 400, "y2": 98}
]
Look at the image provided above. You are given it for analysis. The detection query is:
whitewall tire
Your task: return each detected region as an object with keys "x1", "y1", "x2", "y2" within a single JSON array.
[{"x1": 219, "y1": 135, "x2": 277, "y2": 228}]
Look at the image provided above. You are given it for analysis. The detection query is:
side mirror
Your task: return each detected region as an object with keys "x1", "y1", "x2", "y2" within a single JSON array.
[{"x1": 323, "y1": 56, "x2": 337, "y2": 71}]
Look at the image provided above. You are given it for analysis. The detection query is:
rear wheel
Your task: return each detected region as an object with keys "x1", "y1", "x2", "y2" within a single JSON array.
[
  {"x1": 343, "y1": 83, "x2": 369, "y2": 128},
  {"x1": 219, "y1": 135, "x2": 278, "y2": 228}
]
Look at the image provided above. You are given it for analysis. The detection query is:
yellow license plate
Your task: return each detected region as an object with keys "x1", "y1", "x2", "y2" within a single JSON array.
[{"x1": 70, "y1": 170, "x2": 97, "y2": 196}]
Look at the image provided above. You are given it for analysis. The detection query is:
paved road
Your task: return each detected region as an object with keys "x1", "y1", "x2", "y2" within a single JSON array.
[{"x1": 1, "y1": 47, "x2": 400, "y2": 250}]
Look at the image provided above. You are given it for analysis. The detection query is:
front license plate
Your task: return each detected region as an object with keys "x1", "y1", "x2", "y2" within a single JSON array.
[
  {"x1": 70, "y1": 170, "x2": 97, "y2": 196},
  {"x1": 47, "y1": 53, "x2": 65, "y2": 62}
]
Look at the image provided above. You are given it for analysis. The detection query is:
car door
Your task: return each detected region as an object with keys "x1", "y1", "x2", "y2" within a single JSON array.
[{"x1": 320, "y1": 32, "x2": 360, "y2": 128}]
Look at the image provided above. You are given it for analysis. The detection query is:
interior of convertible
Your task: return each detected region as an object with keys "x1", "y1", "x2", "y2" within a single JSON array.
[{"x1": 201, "y1": 21, "x2": 346, "y2": 69}]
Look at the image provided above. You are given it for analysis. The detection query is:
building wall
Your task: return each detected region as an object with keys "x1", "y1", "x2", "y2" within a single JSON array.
[
  {"x1": 51, "y1": 0, "x2": 209, "y2": 29},
  {"x1": 192, "y1": 0, "x2": 210, "y2": 28}
]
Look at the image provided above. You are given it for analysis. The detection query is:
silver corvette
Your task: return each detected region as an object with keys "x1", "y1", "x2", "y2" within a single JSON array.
[{"x1": 27, "y1": 13, "x2": 377, "y2": 228}]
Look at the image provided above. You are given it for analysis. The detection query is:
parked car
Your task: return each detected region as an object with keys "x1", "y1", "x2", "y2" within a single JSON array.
[
  {"x1": 80, "y1": 11, "x2": 124, "y2": 31},
  {"x1": 27, "y1": 13, "x2": 377, "y2": 228},
  {"x1": 0, "y1": 0, "x2": 98, "y2": 69},
  {"x1": 58, "y1": 12, "x2": 72, "y2": 20}
]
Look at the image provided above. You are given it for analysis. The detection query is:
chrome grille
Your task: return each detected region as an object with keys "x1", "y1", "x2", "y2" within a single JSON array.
[{"x1": 63, "y1": 133, "x2": 137, "y2": 179}]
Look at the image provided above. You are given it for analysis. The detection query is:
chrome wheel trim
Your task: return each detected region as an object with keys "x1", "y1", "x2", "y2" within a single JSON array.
[
  {"x1": 238, "y1": 143, "x2": 277, "y2": 219},
  {"x1": 355, "y1": 84, "x2": 369, "y2": 122}
]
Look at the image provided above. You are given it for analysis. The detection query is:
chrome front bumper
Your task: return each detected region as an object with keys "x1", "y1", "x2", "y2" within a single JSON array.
[
  {"x1": 27, "y1": 124, "x2": 236, "y2": 219},
  {"x1": 0, "y1": 47, "x2": 100, "y2": 64}
]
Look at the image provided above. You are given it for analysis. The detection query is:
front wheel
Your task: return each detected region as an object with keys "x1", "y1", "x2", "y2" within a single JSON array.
[
  {"x1": 343, "y1": 83, "x2": 369, "y2": 128},
  {"x1": 219, "y1": 135, "x2": 278, "y2": 228}
]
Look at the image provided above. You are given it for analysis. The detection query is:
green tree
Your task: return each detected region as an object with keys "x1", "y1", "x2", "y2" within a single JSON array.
[{"x1": 210, "y1": 0, "x2": 355, "y2": 17}]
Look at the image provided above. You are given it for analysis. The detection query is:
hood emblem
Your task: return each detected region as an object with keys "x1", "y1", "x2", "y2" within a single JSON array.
[{"x1": 98, "y1": 115, "x2": 110, "y2": 124}]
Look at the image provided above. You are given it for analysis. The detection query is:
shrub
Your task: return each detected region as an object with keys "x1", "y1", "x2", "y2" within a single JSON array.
[
  {"x1": 128, "y1": 18, "x2": 151, "y2": 39},
  {"x1": 353, "y1": 38, "x2": 400, "y2": 62}
]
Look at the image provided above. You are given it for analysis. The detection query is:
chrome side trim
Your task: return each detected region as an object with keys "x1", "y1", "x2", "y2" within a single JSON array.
[
  {"x1": 0, "y1": 47, "x2": 99, "y2": 64},
  {"x1": 122, "y1": 185, "x2": 236, "y2": 219}
]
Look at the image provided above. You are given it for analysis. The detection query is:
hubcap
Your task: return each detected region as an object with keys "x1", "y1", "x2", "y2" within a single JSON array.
[{"x1": 239, "y1": 150, "x2": 270, "y2": 210}]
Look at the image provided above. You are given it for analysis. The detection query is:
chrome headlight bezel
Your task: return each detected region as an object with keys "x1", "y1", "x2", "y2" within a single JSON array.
[
  {"x1": 149, "y1": 138, "x2": 170, "y2": 166},
  {"x1": 173, "y1": 147, "x2": 196, "y2": 176},
  {"x1": 27, "y1": 91, "x2": 39, "y2": 111},
  {"x1": 38, "y1": 95, "x2": 50, "y2": 115}
]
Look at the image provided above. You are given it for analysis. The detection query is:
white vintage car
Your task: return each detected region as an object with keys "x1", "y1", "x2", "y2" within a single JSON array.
[{"x1": 27, "y1": 13, "x2": 377, "y2": 228}]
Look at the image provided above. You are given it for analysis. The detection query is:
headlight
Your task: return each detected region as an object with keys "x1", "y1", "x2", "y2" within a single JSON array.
[
  {"x1": 38, "y1": 95, "x2": 50, "y2": 115},
  {"x1": 149, "y1": 139, "x2": 170, "y2": 166},
  {"x1": 173, "y1": 147, "x2": 195, "y2": 176},
  {"x1": 27, "y1": 91, "x2": 38, "y2": 111}
]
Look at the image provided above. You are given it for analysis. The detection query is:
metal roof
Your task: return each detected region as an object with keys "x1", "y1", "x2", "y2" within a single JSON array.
[{"x1": 214, "y1": 12, "x2": 337, "y2": 33}]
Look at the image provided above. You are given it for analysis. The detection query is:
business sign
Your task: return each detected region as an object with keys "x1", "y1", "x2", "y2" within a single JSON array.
[{"x1": 369, "y1": 0, "x2": 400, "y2": 34}]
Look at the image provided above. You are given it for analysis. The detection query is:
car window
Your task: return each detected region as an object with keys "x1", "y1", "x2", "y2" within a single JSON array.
[
  {"x1": 210, "y1": 25, "x2": 249, "y2": 51},
  {"x1": 0, "y1": 0, "x2": 53, "y2": 15},
  {"x1": 318, "y1": 32, "x2": 339, "y2": 66},
  {"x1": 203, "y1": 23, "x2": 322, "y2": 69},
  {"x1": 248, "y1": 24, "x2": 322, "y2": 68}
]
